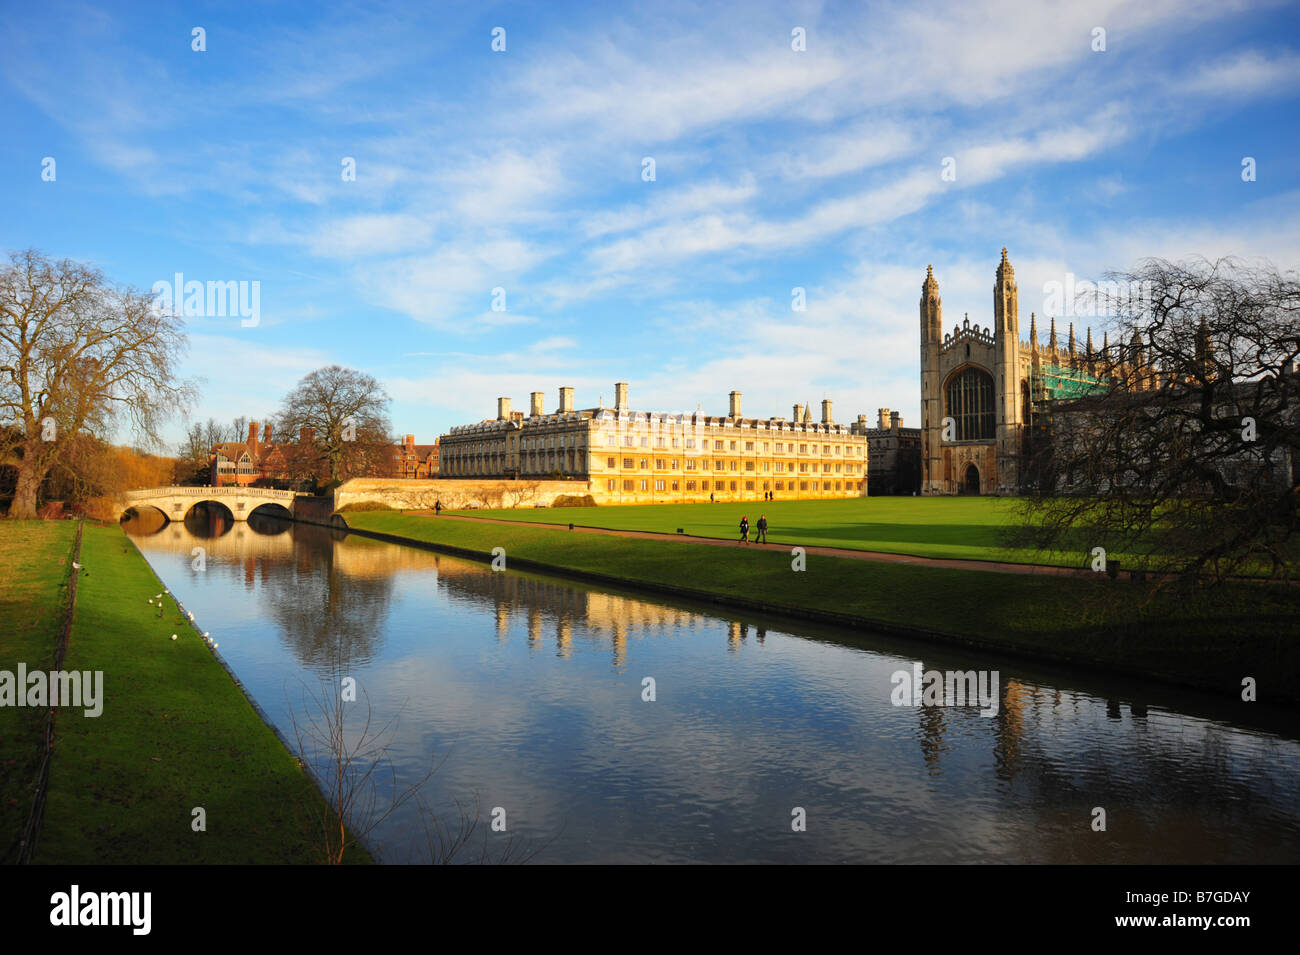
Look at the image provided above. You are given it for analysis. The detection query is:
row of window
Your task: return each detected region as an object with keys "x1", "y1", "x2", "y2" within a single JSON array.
[
  {"x1": 602, "y1": 456, "x2": 859, "y2": 474},
  {"x1": 605, "y1": 479, "x2": 861, "y2": 493},
  {"x1": 447, "y1": 437, "x2": 864, "y2": 456},
  {"x1": 598, "y1": 434, "x2": 862, "y2": 455}
]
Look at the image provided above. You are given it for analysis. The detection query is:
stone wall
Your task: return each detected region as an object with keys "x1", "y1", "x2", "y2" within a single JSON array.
[
  {"x1": 291, "y1": 495, "x2": 337, "y2": 526},
  {"x1": 334, "y1": 478, "x2": 592, "y2": 512}
]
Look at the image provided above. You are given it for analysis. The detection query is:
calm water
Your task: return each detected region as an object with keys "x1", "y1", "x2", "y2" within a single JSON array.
[{"x1": 123, "y1": 510, "x2": 1300, "y2": 864}]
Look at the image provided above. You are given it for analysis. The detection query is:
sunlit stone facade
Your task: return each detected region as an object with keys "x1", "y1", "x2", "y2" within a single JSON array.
[{"x1": 439, "y1": 384, "x2": 868, "y2": 504}]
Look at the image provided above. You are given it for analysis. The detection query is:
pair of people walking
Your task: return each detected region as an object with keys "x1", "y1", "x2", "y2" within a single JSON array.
[{"x1": 739, "y1": 514, "x2": 768, "y2": 544}]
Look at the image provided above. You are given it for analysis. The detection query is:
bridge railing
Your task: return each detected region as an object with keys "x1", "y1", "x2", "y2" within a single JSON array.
[{"x1": 123, "y1": 486, "x2": 301, "y2": 500}]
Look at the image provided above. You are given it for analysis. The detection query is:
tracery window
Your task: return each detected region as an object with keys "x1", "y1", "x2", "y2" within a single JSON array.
[{"x1": 945, "y1": 367, "x2": 995, "y2": 440}]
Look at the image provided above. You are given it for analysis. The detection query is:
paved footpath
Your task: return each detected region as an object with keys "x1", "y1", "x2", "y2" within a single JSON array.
[{"x1": 414, "y1": 511, "x2": 1096, "y2": 579}]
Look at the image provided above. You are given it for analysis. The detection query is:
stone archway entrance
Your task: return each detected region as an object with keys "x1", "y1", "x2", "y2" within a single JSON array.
[{"x1": 963, "y1": 463, "x2": 980, "y2": 494}]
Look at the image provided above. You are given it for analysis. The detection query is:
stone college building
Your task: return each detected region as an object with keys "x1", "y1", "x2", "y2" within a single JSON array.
[
  {"x1": 920, "y1": 248, "x2": 1115, "y2": 495},
  {"x1": 439, "y1": 383, "x2": 868, "y2": 504}
]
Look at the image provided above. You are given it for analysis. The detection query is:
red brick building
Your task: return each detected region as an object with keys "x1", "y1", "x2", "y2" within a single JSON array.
[
  {"x1": 392, "y1": 435, "x2": 439, "y2": 478},
  {"x1": 210, "y1": 421, "x2": 288, "y2": 486}
]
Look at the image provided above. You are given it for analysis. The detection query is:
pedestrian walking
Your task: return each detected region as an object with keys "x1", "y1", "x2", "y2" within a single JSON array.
[
  {"x1": 739, "y1": 515, "x2": 749, "y2": 543},
  {"x1": 435, "y1": 500, "x2": 442, "y2": 515},
  {"x1": 755, "y1": 514, "x2": 768, "y2": 543}
]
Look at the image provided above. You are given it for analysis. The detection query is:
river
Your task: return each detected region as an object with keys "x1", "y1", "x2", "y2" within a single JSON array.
[{"x1": 122, "y1": 509, "x2": 1300, "y2": 864}]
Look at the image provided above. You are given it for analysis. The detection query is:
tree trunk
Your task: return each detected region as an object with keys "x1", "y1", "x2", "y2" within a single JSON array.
[{"x1": 9, "y1": 459, "x2": 44, "y2": 520}]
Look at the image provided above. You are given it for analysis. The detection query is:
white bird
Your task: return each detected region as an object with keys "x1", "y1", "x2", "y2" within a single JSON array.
[
  {"x1": 202, "y1": 632, "x2": 210, "y2": 638},
  {"x1": 171, "y1": 635, "x2": 177, "y2": 641},
  {"x1": 72, "y1": 562, "x2": 82, "y2": 570},
  {"x1": 212, "y1": 643, "x2": 218, "y2": 649},
  {"x1": 148, "y1": 600, "x2": 154, "y2": 605},
  {"x1": 155, "y1": 593, "x2": 162, "y2": 599}
]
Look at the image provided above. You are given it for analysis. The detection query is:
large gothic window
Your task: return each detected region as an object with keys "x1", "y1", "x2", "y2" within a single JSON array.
[{"x1": 945, "y1": 367, "x2": 995, "y2": 440}]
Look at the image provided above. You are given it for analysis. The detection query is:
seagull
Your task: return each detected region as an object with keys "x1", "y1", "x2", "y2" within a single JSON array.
[
  {"x1": 171, "y1": 635, "x2": 177, "y2": 641},
  {"x1": 72, "y1": 562, "x2": 82, "y2": 570},
  {"x1": 202, "y1": 632, "x2": 210, "y2": 638},
  {"x1": 148, "y1": 600, "x2": 154, "y2": 605},
  {"x1": 212, "y1": 643, "x2": 218, "y2": 649}
]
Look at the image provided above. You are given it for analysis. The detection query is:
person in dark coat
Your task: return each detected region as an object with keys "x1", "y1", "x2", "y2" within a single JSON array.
[
  {"x1": 755, "y1": 514, "x2": 768, "y2": 543},
  {"x1": 739, "y1": 515, "x2": 749, "y2": 543},
  {"x1": 435, "y1": 500, "x2": 442, "y2": 515}
]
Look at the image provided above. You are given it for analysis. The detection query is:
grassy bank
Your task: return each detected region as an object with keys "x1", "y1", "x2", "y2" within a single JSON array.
[
  {"x1": 448, "y1": 497, "x2": 1075, "y2": 565},
  {"x1": 11, "y1": 522, "x2": 369, "y2": 864},
  {"x1": 0, "y1": 522, "x2": 77, "y2": 862},
  {"x1": 347, "y1": 510, "x2": 1300, "y2": 704}
]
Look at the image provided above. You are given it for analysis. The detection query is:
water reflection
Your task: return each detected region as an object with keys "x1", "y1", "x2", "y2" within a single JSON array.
[{"x1": 122, "y1": 515, "x2": 1300, "y2": 864}]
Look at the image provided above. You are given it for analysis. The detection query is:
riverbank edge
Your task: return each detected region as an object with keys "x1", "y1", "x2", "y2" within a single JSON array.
[
  {"x1": 36, "y1": 522, "x2": 373, "y2": 864},
  {"x1": 116, "y1": 529, "x2": 379, "y2": 864},
  {"x1": 341, "y1": 515, "x2": 1295, "y2": 707}
]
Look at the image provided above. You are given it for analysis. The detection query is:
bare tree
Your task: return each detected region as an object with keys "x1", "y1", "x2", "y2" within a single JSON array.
[
  {"x1": 1015, "y1": 257, "x2": 1299, "y2": 584},
  {"x1": 274, "y1": 365, "x2": 392, "y2": 485},
  {"x1": 0, "y1": 249, "x2": 193, "y2": 518}
]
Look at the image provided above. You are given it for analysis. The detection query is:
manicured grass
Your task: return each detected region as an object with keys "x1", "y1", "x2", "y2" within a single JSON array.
[
  {"x1": 0, "y1": 521, "x2": 77, "y2": 862},
  {"x1": 34, "y1": 524, "x2": 369, "y2": 864},
  {"x1": 449, "y1": 497, "x2": 1084, "y2": 566},
  {"x1": 347, "y1": 510, "x2": 1300, "y2": 704}
]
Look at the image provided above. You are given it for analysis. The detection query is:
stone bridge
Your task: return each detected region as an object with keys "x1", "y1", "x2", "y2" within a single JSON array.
[{"x1": 119, "y1": 486, "x2": 303, "y2": 522}]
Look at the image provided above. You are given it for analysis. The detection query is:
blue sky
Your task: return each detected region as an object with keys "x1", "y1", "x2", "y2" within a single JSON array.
[{"x1": 3, "y1": 0, "x2": 1298, "y2": 448}]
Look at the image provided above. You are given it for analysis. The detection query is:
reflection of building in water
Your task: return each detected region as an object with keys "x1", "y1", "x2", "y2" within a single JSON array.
[
  {"x1": 133, "y1": 513, "x2": 752, "y2": 667},
  {"x1": 917, "y1": 702, "x2": 947, "y2": 772},
  {"x1": 992, "y1": 679, "x2": 1030, "y2": 781},
  {"x1": 433, "y1": 563, "x2": 719, "y2": 663},
  {"x1": 557, "y1": 617, "x2": 572, "y2": 658},
  {"x1": 909, "y1": 667, "x2": 1031, "y2": 778}
]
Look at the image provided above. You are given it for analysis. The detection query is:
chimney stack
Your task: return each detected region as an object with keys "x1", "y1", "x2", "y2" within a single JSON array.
[
  {"x1": 530, "y1": 391, "x2": 545, "y2": 417},
  {"x1": 821, "y1": 399, "x2": 833, "y2": 425},
  {"x1": 300, "y1": 426, "x2": 314, "y2": 444},
  {"x1": 263, "y1": 423, "x2": 273, "y2": 445},
  {"x1": 248, "y1": 420, "x2": 259, "y2": 454},
  {"x1": 405, "y1": 434, "x2": 414, "y2": 447},
  {"x1": 890, "y1": 411, "x2": 901, "y2": 430},
  {"x1": 878, "y1": 408, "x2": 890, "y2": 430},
  {"x1": 497, "y1": 397, "x2": 511, "y2": 420},
  {"x1": 729, "y1": 391, "x2": 742, "y2": 418},
  {"x1": 615, "y1": 382, "x2": 629, "y2": 412},
  {"x1": 558, "y1": 386, "x2": 575, "y2": 413},
  {"x1": 793, "y1": 403, "x2": 804, "y2": 423}
]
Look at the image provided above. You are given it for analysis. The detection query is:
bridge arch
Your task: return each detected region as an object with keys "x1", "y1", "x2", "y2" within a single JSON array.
[
  {"x1": 248, "y1": 501, "x2": 293, "y2": 521},
  {"x1": 121, "y1": 503, "x2": 169, "y2": 522},
  {"x1": 183, "y1": 499, "x2": 236, "y2": 524}
]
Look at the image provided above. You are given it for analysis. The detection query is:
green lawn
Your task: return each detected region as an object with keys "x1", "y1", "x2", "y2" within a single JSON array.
[
  {"x1": 0, "y1": 521, "x2": 77, "y2": 863},
  {"x1": 346, "y1": 510, "x2": 1300, "y2": 704},
  {"x1": 29, "y1": 523, "x2": 369, "y2": 864},
  {"x1": 448, "y1": 497, "x2": 1084, "y2": 566}
]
